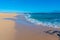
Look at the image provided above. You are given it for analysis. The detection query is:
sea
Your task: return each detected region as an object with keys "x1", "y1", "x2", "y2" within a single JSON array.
[{"x1": 24, "y1": 13, "x2": 60, "y2": 28}]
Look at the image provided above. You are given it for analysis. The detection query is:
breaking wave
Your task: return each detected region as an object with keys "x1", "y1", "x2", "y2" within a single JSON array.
[{"x1": 24, "y1": 13, "x2": 60, "y2": 28}]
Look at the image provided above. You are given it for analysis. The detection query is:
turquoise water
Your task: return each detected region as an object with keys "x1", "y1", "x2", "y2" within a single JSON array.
[
  {"x1": 24, "y1": 13, "x2": 60, "y2": 28},
  {"x1": 30, "y1": 13, "x2": 60, "y2": 22}
]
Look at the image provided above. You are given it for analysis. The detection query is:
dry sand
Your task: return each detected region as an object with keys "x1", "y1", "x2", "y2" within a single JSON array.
[
  {"x1": 0, "y1": 13, "x2": 16, "y2": 40},
  {"x1": 0, "y1": 13, "x2": 60, "y2": 40}
]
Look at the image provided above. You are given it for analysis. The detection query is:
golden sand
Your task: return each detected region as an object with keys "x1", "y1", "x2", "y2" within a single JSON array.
[{"x1": 0, "y1": 13, "x2": 16, "y2": 40}]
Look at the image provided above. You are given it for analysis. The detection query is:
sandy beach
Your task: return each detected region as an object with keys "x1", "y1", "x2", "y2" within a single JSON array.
[
  {"x1": 0, "y1": 13, "x2": 60, "y2": 40},
  {"x1": 0, "y1": 13, "x2": 16, "y2": 40}
]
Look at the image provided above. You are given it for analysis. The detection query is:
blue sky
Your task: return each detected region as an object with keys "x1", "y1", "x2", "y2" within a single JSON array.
[{"x1": 0, "y1": 0, "x2": 60, "y2": 12}]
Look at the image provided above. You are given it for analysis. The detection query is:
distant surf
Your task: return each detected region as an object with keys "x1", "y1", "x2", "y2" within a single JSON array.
[{"x1": 23, "y1": 13, "x2": 60, "y2": 28}]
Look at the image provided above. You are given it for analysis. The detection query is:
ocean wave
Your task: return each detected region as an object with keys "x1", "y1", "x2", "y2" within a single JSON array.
[{"x1": 24, "y1": 13, "x2": 60, "y2": 28}]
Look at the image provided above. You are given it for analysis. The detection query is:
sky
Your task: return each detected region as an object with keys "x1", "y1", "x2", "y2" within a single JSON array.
[{"x1": 0, "y1": 0, "x2": 60, "y2": 12}]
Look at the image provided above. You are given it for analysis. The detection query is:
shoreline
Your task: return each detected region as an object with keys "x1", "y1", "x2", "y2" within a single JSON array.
[
  {"x1": 14, "y1": 14, "x2": 60, "y2": 40},
  {"x1": 23, "y1": 13, "x2": 60, "y2": 28},
  {"x1": 0, "y1": 13, "x2": 60, "y2": 40}
]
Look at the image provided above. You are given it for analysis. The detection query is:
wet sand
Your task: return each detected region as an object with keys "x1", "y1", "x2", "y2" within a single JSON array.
[
  {"x1": 0, "y1": 13, "x2": 60, "y2": 40},
  {"x1": 15, "y1": 21, "x2": 59, "y2": 40},
  {"x1": 15, "y1": 14, "x2": 60, "y2": 40}
]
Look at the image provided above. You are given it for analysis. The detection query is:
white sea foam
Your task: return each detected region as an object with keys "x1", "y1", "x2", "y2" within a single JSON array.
[{"x1": 24, "y1": 13, "x2": 60, "y2": 28}]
